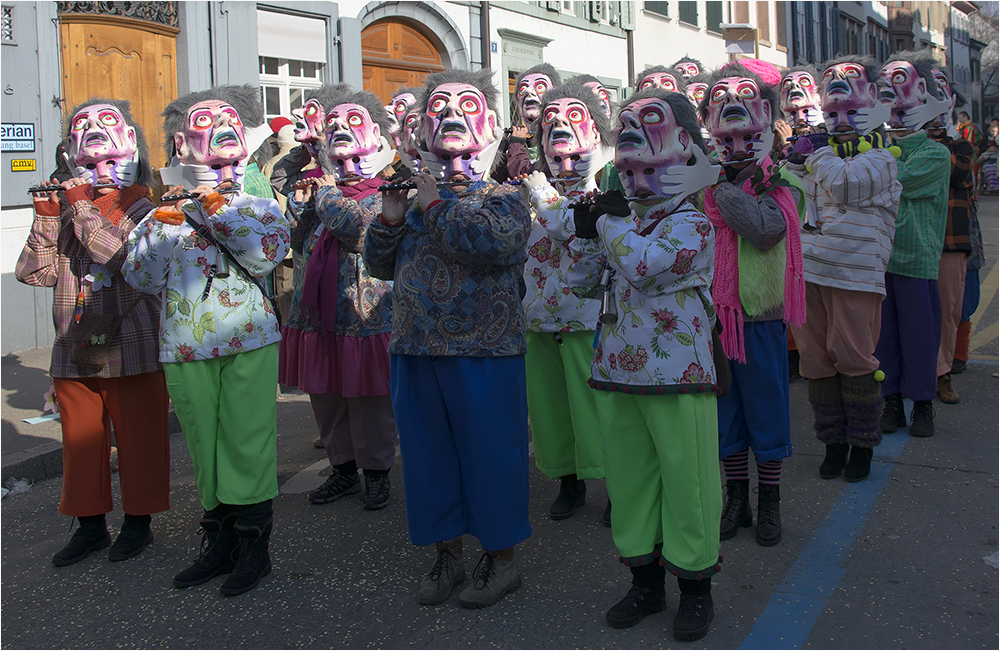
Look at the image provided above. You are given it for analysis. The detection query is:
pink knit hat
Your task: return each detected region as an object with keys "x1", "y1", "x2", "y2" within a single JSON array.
[{"x1": 733, "y1": 58, "x2": 782, "y2": 88}]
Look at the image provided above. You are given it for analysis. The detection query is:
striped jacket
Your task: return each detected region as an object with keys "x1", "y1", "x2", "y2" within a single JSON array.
[
  {"x1": 788, "y1": 147, "x2": 901, "y2": 295},
  {"x1": 15, "y1": 188, "x2": 162, "y2": 379}
]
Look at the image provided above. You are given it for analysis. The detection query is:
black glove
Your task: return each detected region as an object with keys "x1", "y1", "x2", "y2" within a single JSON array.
[{"x1": 573, "y1": 203, "x2": 601, "y2": 239}]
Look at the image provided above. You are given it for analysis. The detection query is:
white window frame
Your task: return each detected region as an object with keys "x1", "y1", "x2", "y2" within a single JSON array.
[{"x1": 259, "y1": 57, "x2": 325, "y2": 121}]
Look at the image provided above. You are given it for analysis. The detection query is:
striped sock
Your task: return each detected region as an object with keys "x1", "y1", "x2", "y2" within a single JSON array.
[
  {"x1": 757, "y1": 459, "x2": 783, "y2": 486},
  {"x1": 722, "y1": 450, "x2": 750, "y2": 482}
]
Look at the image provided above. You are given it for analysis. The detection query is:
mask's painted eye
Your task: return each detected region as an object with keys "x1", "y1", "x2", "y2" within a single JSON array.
[
  {"x1": 460, "y1": 97, "x2": 480, "y2": 114},
  {"x1": 641, "y1": 109, "x2": 663, "y2": 125},
  {"x1": 99, "y1": 112, "x2": 120, "y2": 126},
  {"x1": 194, "y1": 114, "x2": 213, "y2": 128},
  {"x1": 567, "y1": 107, "x2": 586, "y2": 123},
  {"x1": 534, "y1": 80, "x2": 549, "y2": 95},
  {"x1": 223, "y1": 110, "x2": 241, "y2": 126},
  {"x1": 404, "y1": 115, "x2": 418, "y2": 128},
  {"x1": 800, "y1": 76, "x2": 813, "y2": 87},
  {"x1": 429, "y1": 97, "x2": 447, "y2": 113},
  {"x1": 72, "y1": 115, "x2": 89, "y2": 130},
  {"x1": 517, "y1": 84, "x2": 529, "y2": 98},
  {"x1": 394, "y1": 101, "x2": 407, "y2": 114},
  {"x1": 347, "y1": 113, "x2": 364, "y2": 127},
  {"x1": 891, "y1": 70, "x2": 907, "y2": 84},
  {"x1": 641, "y1": 79, "x2": 654, "y2": 90},
  {"x1": 694, "y1": 88, "x2": 705, "y2": 100},
  {"x1": 304, "y1": 104, "x2": 318, "y2": 117},
  {"x1": 711, "y1": 86, "x2": 727, "y2": 102},
  {"x1": 738, "y1": 85, "x2": 757, "y2": 99},
  {"x1": 543, "y1": 108, "x2": 559, "y2": 124},
  {"x1": 782, "y1": 79, "x2": 794, "y2": 90},
  {"x1": 823, "y1": 69, "x2": 835, "y2": 80},
  {"x1": 326, "y1": 115, "x2": 337, "y2": 127},
  {"x1": 663, "y1": 77, "x2": 677, "y2": 91},
  {"x1": 599, "y1": 89, "x2": 609, "y2": 101},
  {"x1": 845, "y1": 66, "x2": 862, "y2": 78}
]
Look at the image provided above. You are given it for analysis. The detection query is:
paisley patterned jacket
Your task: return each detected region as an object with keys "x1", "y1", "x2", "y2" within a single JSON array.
[{"x1": 364, "y1": 180, "x2": 531, "y2": 357}]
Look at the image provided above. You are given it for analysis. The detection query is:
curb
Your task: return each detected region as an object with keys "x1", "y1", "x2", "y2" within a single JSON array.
[{"x1": 1, "y1": 440, "x2": 63, "y2": 485}]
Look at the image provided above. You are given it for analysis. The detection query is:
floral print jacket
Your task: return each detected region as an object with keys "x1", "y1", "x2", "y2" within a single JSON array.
[
  {"x1": 590, "y1": 199, "x2": 718, "y2": 393},
  {"x1": 364, "y1": 180, "x2": 531, "y2": 357},
  {"x1": 125, "y1": 192, "x2": 290, "y2": 363},
  {"x1": 523, "y1": 178, "x2": 604, "y2": 333},
  {"x1": 285, "y1": 186, "x2": 392, "y2": 337}
]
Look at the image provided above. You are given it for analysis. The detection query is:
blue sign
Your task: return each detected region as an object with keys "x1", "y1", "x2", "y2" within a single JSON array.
[{"x1": 491, "y1": 41, "x2": 498, "y2": 53}]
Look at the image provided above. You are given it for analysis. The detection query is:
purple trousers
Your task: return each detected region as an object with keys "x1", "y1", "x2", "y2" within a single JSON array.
[{"x1": 875, "y1": 273, "x2": 942, "y2": 401}]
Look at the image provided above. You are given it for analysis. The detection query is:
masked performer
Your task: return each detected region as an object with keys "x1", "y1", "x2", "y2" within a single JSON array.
[
  {"x1": 566, "y1": 74, "x2": 624, "y2": 196},
  {"x1": 16, "y1": 100, "x2": 168, "y2": 567},
  {"x1": 280, "y1": 91, "x2": 397, "y2": 510},
  {"x1": 577, "y1": 88, "x2": 721, "y2": 641},
  {"x1": 779, "y1": 66, "x2": 825, "y2": 135},
  {"x1": 126, "y1": 85, "x2": 290, "y2": 596},
  {"x1": 698, "y1": 62, "x2": 806, "y2": 546},
  {"x1": 673, "y1": 56, "x2": 704, "y2": 81},
  {"x1": 493, "y1": 63, "x2": 561, "y2": 182},
  {"x1": 785, "y1": 55, "x2": 901, "y2": 482},
  {"x1": 364, "y1": 69, "x2": 531, "y2": 610},
  {"x1": 396, "y1": 106, "x2": 425, "y2": 174},
  {"x1": 875, "y1": 51, "x2": 952, "y2": 439},
  {"x1": 519, "y1": 84, "x2": 611, "y2": 523},
  {"x1": 925, "y1": 68, "x2": 975, "y2": 406},
  {"x1": 270, "y1": 84, "x2": 352, "y2": 198},
  {"x1": 684, "y1": 75, "x2": 710, "y2": 112},
  {"x1": 635, "y1": 66, "x2": 686, "y2": 95}
]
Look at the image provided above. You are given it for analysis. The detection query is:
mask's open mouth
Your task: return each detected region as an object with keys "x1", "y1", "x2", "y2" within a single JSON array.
[
  {"x1": 522, "y1": 97, "x2": 540, "y2": 110},
  {"x1": 722, "y1": 105, "x2": 749, "y2": 122},
  {"x1": 787, "y1": 89, "x2": 805, "y2": 101},
  {"x1": 85, "y1": 133, "x2": 107, "y2": 146},
  {"x1": 212, "y1": 131, "x2": 239, "y2": 148},
  {"x1": 549, "y1": 129, "x2": 574, "y2": 145},
  {"x1": 440, "y1": 121, "x2": 468, "y2": 136},
  {"x1": 332, "y1": 132, "x2": 355, "y2": 145},
  {"x1": 617, "y1": 130, "x2": 645, "y2": 148},
  {"x1": 827, "y1": 80, "x2": 851, "y2": 96}
]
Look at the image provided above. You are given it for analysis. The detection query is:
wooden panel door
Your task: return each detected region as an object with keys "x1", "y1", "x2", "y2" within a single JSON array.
[
  {"x1": 60, "y1": 16, "x2": 178, "y2": 171},
  {"x1": 361, "y1": 19, "x2": 445, "y2": 104}
]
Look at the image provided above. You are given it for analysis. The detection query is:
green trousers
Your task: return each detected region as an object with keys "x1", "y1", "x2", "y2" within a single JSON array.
[
  {"x1": 164, "y1": 344, "x2": 279, "y2": 510},
  {"x1": 526, "y1": 331, "x2": 604, "y2": 480},
  {"x1": 596, "y1": 390, "x2": 722, "y2": 578}
]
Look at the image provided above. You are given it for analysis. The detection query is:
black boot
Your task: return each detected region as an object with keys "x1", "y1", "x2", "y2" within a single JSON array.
[
  {"x1": 755, "y1": 484, "x2": 781, "y2": 547},
  {"x1": 719, "y1": 480, "x2": 752, "y2": 540},
  {"x1": 172, "y1": 508, "x2": 238, "y2": 588},
  {"x1": 880, "y1": 394, "x2": 906, "y2": 433},
  {"x1": 909, "y1": 400, "x2": 935, "y2": 438},
  {"x1": 549, "y1": 475, "x2": 586, "y2": 520},
  {"x1": 602, "y1": 499, "x2": 612, "y2": 528},
  {"x1": 819, "y1": 442, "x2": 851, "y2": 479},
  {"x1": 606, "y1": 563, "x2": 666, "y2": 628},
  {"x1": 844, "y1": 446, "x2": 874, "y2": 482},
  {"x1": 674, "y1": 577, "x2": 714, "y2": 641},
  {"x1": 220, "y1": 522, "x2": 273, "y2": 596},
  {"x1": 109, "y1": 514, "x2": 153, "y2": 562},
  {"x1": 52, "y1": 514, "x2": 111, "y2": 566}
]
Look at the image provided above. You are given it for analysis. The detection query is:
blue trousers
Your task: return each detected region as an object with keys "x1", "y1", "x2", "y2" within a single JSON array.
[
  {"x1": 718, "y1": 320, "x2": 793, "y2": 462},
  {"x1": 390, "y1": 354, "x2": 531, "y2": 551},
  {"x1": 875, "y1": 273, "x2": 941, "y2": 401}
]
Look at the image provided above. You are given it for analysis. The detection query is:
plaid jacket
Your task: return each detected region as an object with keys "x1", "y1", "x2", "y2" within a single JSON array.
[
  {"x1": 930, "y1": 135, "x2": 975, "y2": 254},
  {"x1": 15, "y1": 189, "x2": 162, "y2": 379}
]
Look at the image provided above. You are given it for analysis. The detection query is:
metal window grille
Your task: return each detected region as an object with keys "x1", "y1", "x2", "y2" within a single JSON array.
[{"x1": 2, "y1": 6, "x2": 14, "y2": 44}]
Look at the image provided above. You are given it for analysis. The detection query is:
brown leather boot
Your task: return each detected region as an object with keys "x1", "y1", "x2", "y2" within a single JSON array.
[{"x1": 937, "y1": 374, "x2": 960, "y2": 404}]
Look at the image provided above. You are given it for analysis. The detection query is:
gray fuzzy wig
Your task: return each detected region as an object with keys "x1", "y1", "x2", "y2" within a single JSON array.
[
  {"x1": 672, "y1": 56, "x2": 705, "y2": 74},
  {"x1": 621, "y1": 88, "x2": 708, "y2": 155},
  {"x1": 635, "y1": 65, "x2": 687, "y2": 93},
  {"x1": 391, "y1": 86, "x2": 422, "y2": 102},
  {"x1": 328, "y1": 90, "x2": 392, "y2": 136},
  {"x1": 565, "y1": 74, "x2": 602, "y2": 86},
  {"x1": 418, "y1": 68, "x2": 501, "y2": 115},
  {"x1": 697, "y1": 63, "x2": 779, "y2": 127},
  {"x1": 821, "y1": 54, "x2": 880, "y2": 83},
  {"x1": 161, "y1": 84, "x2": 264, "y2": 160},
  {"x1": 305, "y1": 83, "x2": 354, "y2": 110},
  {"x1": 64, "y1": 98, "x2": 154, "y2": 186},
  {"x1": 781, "y1": 64, "x2": 820, "y2": 85},
  {"x1": 530, "y1": 83, "x2": 615, "y2": 150},
  {"x1": 516, "y1": 63, "x2": 562, "y2": 90},
  {"x1": 886, "y1": 49, "x2": 941, "y2": 95}
]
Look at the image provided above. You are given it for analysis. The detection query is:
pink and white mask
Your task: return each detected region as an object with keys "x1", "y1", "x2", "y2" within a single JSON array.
[
  {"x1": 325, "y1": 103, "x2": 391, "y2": 180},
  {"x1": 931, "y1": 70, "x2": 959, "y2": 137},
  {"x1": 704, "y1": 76, "x2": 772, "y2": 164},
  {"x1": 675, "y1": 62, "x2": 701, "y2": 80},
  {"x1": 879, "y1": 61, "x2": 949, "y2": 131},
  {"x1": 397, "y1": 110, "x2": 423, "y2": 172},
  {"x1": 540, "y1": 98, "x2": 602, "y2": 178},
  {"x1": 639, "y1": 72, "x2": 681, "y2": 93},
  {"x1": 291, "y1": 98, "x2": 327, "y2": 154},
  {"x1": 68, "y1": 104, "x2": 139, "y2": 187},
  {"x1": 780, "y1": 71, "x2": 823, "y2": 127},
  {"x1": 614, "y1": 98, "x2": 693, "y2": 198},
  {"x1": 173, "y1": 99, "x2": 248, "y2": 185},
  {"x1": 820, "y1": 63, "x2": 885, "y2": 136},
  {"x1": 583, "y1": 81, "x2": 612, "y2": 117},
  {"x1": 419, "y1": 83, "x2": 499, "y2": 182},
  {"x1": 517, "y1": 73, "x2": 554, "y2": 126},
  {"x1": 387, "y1": 92, "x2": 417, "y2": 148},
  {"x1": 685, "y1": 83, "x2": 708, "y2": 110}
]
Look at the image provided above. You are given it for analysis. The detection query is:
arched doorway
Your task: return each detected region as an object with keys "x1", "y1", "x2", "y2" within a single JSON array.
[{"x1": 361, "y1": 19, "x2": 445, "y2": 103}]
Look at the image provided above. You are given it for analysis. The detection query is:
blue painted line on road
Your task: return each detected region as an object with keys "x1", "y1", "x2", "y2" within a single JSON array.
[{"x1": 740, "y1": 420, "x2": 912, "y2": 650}]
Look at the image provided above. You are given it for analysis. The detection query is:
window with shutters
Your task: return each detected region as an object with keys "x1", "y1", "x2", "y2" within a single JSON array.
[
  {"x1": 679, "y1": 1, "x2": 697, "y2": 26},
  {"x1": 644, "y1": 1, "x2": 669, "y2": 19},
  {"x1": 735, "y1": 1, "x2": 749, "y2": 24},
  {"x1": 707, "y1": 1, "x2": 724, "y2": 33},
  {"x1": 756, "y1": 1, "x2": 769, "y2": 42},
  {"x1": 775, "y1": 1, "x2": 786, "y2": 50}
]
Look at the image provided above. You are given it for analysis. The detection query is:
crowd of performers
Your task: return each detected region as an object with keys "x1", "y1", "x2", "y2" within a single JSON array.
[{"x1": 16, "y1": 46, "x2": 986, "y2": 642}]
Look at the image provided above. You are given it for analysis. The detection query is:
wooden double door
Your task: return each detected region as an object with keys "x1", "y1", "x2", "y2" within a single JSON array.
[{"x1": 361, "y1": 19, "x2": 446, "y2": 103}]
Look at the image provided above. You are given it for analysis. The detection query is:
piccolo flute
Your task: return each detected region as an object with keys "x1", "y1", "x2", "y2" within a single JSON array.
[
  {"x1": 160, "y1": 185, "x2": 241, "y2": 203},
  {"x1": 504, "y1": 176, "x2": 586, "y2": 186},
  {"x1": 379, "y1": 180, "x2": 470, "y2": 192},
  {"x1": 26, "y1": 182, "x2": 119, "y2": 195}
]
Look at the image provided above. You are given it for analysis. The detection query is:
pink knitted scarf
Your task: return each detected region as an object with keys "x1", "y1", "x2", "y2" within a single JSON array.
[{"x1": 703, "y1": 156, "x2": 806, "y2": 363}]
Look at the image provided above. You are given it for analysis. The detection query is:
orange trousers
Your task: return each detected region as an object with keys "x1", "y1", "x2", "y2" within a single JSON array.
[{"x1": 53, "y1": 372, "x2": 170, "y2": 517}]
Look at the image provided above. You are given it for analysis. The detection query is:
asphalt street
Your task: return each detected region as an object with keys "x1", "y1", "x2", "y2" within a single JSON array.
[{"x1": 1, "y1": 196, "x2": 997, "y2": 649}]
